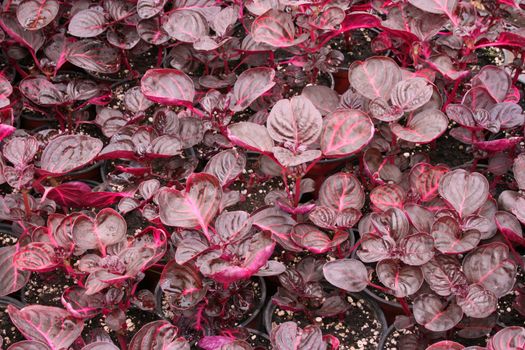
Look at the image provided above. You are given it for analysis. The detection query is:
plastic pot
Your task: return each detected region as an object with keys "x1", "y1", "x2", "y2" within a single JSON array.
[
  {"x1": 0, "y1": 223, "x2": 18, "y2": 238},
  {"x1": 333, "y1": 68, "x2": 349, "y2": 94},
  {"x1": 378, "y1": 324, "x2": 396, "y2": 350},
  {"x1": 0, "y1": 296, "x2": 24, "y2": 309},
  {"x1": 263, "y1": 291, "x2": 388, "y2": 339},
  {"x1": 155, "y1": 276, "x2": 267, "y2": 329}
]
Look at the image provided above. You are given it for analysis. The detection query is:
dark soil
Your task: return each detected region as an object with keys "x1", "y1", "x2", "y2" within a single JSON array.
[
  {"x1": 497, "y1": 268, "x2": 525, "y2": 326},
  {"x1": 22, "y1": 271, "x2": 73, "y2": 307},
  {"x1": 246, "y1": 330, "x2": 271, "y2": 350},
  {"x1": 381, "y1": 325, "x2": 489, "y2": 350},
  {"x1": 0, "y1": 231, "x2": 17, "y2": 248},
  {"x1": 0, "y1": 301, "x2": 24, "y2": 348},
  {"x1": 271, "y1": 294, "x2": 385, "y2": 350},
  {"x1": 330, "y1": 29, "x2": 379, "y2": 64},
  {"x1": 428, "y1": 133, "x2": 474, "y2": 167}
]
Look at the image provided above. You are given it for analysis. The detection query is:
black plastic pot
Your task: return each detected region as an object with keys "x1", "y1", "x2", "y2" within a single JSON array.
[
  {"x1": 0, "y1": 296, "x2": 24, "y2": 309},
  {"x1": 0, "y1": 223, "x2": 18, "y2": 238},
  {"x1": 263, "y1": 291, "x2": 388, "y2": 340},
  {"x1": 378, "y1": 324, "x2": 396, "y2": 350},
  {"x1": 155, "y1": 276, "x2": 267, "y2": 329}
]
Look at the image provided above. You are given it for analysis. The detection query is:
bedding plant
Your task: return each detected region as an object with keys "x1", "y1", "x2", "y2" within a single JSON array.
[{"x1": 0, "y1": 0, "x2": 525, "y2": 349}]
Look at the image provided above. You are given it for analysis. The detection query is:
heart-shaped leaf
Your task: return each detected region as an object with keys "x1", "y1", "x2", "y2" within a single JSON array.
[
  {"x1": 400, "y1": 232, "x2": 435, "y2": 266},
  {"x1": 513, "y1": 153, "x2": 525, "y2": 190},
  {"x1": 488, "y1": 326, "x2": 525, "y2": 350},
  {"x1": 462, "y1": 243, "x2": 517, "y2": 298},
  {"x1": 290, "y1": 224, "x2": 348, "y2": 254},
  {"x1": 377, "y1": 259, "x2": 423, "y2": 297},
  {"x1": 413, "y1": 294, "x2": 463, "y2": 331},
  {"x1": 370, "y1": 184, "x2": 406, "y2": 211},
  {"x1": 137, "y1": 18, "x2": 170, "y2": 45},
  {"x1": 409, "y1": 163, "x2": 449, "y2": 202},
  {"x1": 495, "y1": 211, "x2": 525, "y2": 245},
  {"x1": 66, "y1": 39, "x2": 121, "y2": 74},
  {"x1": 321, "y1": 109, "x2": 374, "y2": 157},
  {"x1": 163, "y1": 10, "x2": 208, "y2": 43},
  {"x1": 456, "y1": 283, "x2": 497, "y2": 318},
  {"x1": 61, "y1": 286, "x2": 106, "y2": 319},
  {"x1": 438, "y1": 169, "x2": 489, "y2": 218},
  {"x1": 17, "y1": 0, "x2": 59, "y2": 30},
  {"x1": 7, "y1": 305, "x2": 84, "y2": 349},
  {"x1": 40, "y1": 135, "x2": 103, "y2": 175},
  {"x1": 3, "y1": 136, "x2": 38, "y2": 167},
  {"x1": 137, "y1": 0, "x2": 167, "y2": 19},
  {"x1": 204, "y1": 149, "x2": 246, "y2": 187},
  {"x1": 421, "y1": 255, "x2": 467, "y2": 296},
  {"x1": 431, "y1": 216, "x2": 481, "y2": 254},
  {"x1": 267, "y1": 95, "x2": 322, "y2": 147},
  {"x1": 391, "y1": 108, "x2": 448, "y2": 143},
  {"x1": 323, "y1": 258, "x2": 368, "y2": 292},
  {"x1": 446, "y1": 104, "x2": 476, "y2": 128},
  {"x1": 129, "y1": 320, "x2": 190, "y2": 350},
  {"x1": 251, "y1": 9, "x2": 307, "y2": 47},
  {"x1": 158, "y1": 173, "x2": 222, "y2": 240},
  {"x1": 19, "y1": 76, "x2": 67, "y2": 106},
  {"x1": 408, "y1": 0, "x2": 458, "y2": 23},
  {"x1": 227, "y1": 122, "x2": 274, "y2": 153},
  {"x1": 349, "y1": 56, "x2": 402, "y2": 100},
  {"x1": 141, "y1": 68, "x2": 195, "y2": 106},
  {"x1": 0, "y1": 13, "x2": 45, "y2": 52},
  {"x1": 231, "y1": 67, "x2": 275, "y2": 112},
  {"x1": 319, "y1": 172, "x2": 365, "y2": 211},
  {"x1": 471, "y1": 66, "x2": 511, "y2": 103},
  {"x1": 302, "y1": 85, "x2": 340, "y2": 115},
  {"x1": 68, "y1": 9, "x2": 108, "y2": 38},
  {"x1": 72, "y1": 208, "x2": 127, "y2": 255},
  {"x1": 391, "y1": 77, "x2": 434, "y2": 112},
  {"x1": 13, "y1": 242, "x2": 58, "y2": 272}
]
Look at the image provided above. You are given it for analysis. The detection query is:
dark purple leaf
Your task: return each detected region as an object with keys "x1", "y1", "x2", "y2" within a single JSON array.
[
  {"x1": 323, "y1": 258, "x2": 368, "y2": 292},
  {"x1": 377, "y1": 259, "x2": 423, "y2": 297},
  {"x1": 129, "y1": 320, "x2": 190, "y2": 350},
  {"x1": 159, "y1": 262, "x2": 205, "y2": 309},
  {"x1": 473, "y1": 137, "x2": 523, "y2": 152},
  {"x1": 72, "y1": 208, "x2": 127, "y2": 255},
  {"x1": 203, "y1": 149, "x2": 246, "y2": 187},
  {"x1": 19, "y1": 76, "x2": 67, "y2": 106},
  {"x1": 272, "y1": 147, "x2": 321, "y2": 167},
  {"x1": 66, "y1": 39, "x2": 121, "y2": 74},
  {"x1": 106, "y1": 26, "x2": 140, "y2": 49},
  {"x1": 290, "y1": 224, "x2": 348, "y2": 254},
  {"x1": 446, "y1": 104, "x2": 476, "y2": 128},
  {"x1": 227, "y1": 122, "x2": 274, "y2": 153},
  {"x1": 438, "y1": 169, "x2": 489, "y2": 218},
  {"x1": 141, "y1": 68, "x2": 195, "y2": 106},
  {"x1": 391, "y1": 109, "x2": 448, "y2": 144},
  {"x1": 431, "y1": 216, "x2": 480, "y2": 254},
  {"x1": 69, "y1": 9, "x2": 108, "y2": 38},
  {"x1": 158, "y1": 173, "x2": 222, "y2": 240},
  {"x1": 61, "y1": 286, "x2": 106, "y2": 319},
  {"x1": 409, "y1": 163, "x2": 449, "y2": 202},
  {"x1": 3, "y1": 136, "x2": 38, "y2": 166},
  {"x1": 368, "y1": 98, "x2": 404, "y2": 122},
  {"x1": 471, "y1": 66, "x2": 511, "y2": 103},
  {"x1": 231, "y1": 67, "x2": 275, "y2": 112},
  {"x1": 0, "y1": 13, "x2": 45, "y2": 52},
  {"x1": 495, "y1": 211, "x2": 525, "y2": 245},
  {"x1": 251, "y1": 206, "x2": 298, "y2": 251},
  {"x1": 319, "y1": 172, "x2": 364, "y2": 210},
  {"x1": 425, "y1": 341, "x2": 464, "y2": 350},
  {"x1": 302, "y1": 85, "x2": 340, "y2": 115},
  {"x1": 349, "y1": 56, "x2": 402, "y2": 100},
  {"x1": 370, "y1": 184, "x2": 406, "y2": 211},
  {"x1": 421, "y1": 255, "x2": 467, "y2": 296},
  {"x1": 251, "y1": 9, "x2": 307, "y2": 47},
  {"x1": 13, "y1": 242, "x2": 58, "y2": 272},
  {"x1": 400, "y1": 232, "x2": 435, "y2": 266},
  {"x1": 123, "y1": 86, "x2": 154, "y2": 113},
  {"x1": 7, "y1": 305, "x2": 84, "y2": 349},
  {"x1": 163, "y1": 10, "x2": 208, "y2": 43},
  {"x1": 0, "y1": 245, "x2": 31, "y2": 297},
  {"x1": 413, "y1": 294, "x2": 463, "y2": 331},
  {"x1": 40, "y1": 135, "x2": 103, "y2": 175},
  {"x1": 17, "y1": 0, "x2": 59, "y2": 30},
  {"x1": 137, "y1": 0, "x2": 167, "y2": 19},
  {"x1": 270, "y1": 322, "x2": 328, "y2": 350},
  {"x1": 490, "y1": 102, "x2": 524, "y2": 129},
  {"x1": 0, "y1": 124, "x2": 15, "y2": 142},
  {"x1": 456, "y1": 283, "x2": 497, "y2": 318},
  {"x1": 320, "y1": 109, "x2": 374, "y2": 157},
  {"x1": 7, "y1": 341, "x2": 52, "y2": 350},
  {"x1": 488, "y1": 326, "x2": 525, "y2": 350},
  {"x1": 267, "y1": 95, "x2": 322, "y2": 147},
  {"x1": 408, "y1": 0, "x2": 458, "y2": 23},
  {"x1": 81, "y1": 342, "x2": 120, "y2": 350},
  {"x1": 391, "y1": 77, "x2": 434, "y2": 111},
  {"x1": 462, "y1": 243, "x2": 517, "y2": 298},
  {"x1": 137, "y1": 18, "x2": 170, "y2": 45}
]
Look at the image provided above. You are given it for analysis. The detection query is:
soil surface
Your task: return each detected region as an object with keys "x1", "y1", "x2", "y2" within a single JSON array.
[
  {"x1": 22, "y1": 271, "x2": 73, "y2": 307},
  {"x1": 497, "y1": 267, "x2": 525, "y2": 326},
  {"x1": 271, "y1": 294, "x2": 384, "y2": 350},
  {"x1": 0, "y1": 231, "x2": 17, "y2": 248}
]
